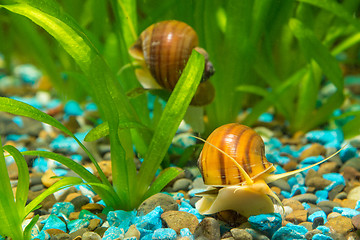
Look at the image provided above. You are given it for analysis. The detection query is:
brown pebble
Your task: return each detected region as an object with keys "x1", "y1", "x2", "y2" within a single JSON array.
[
  {"x1": 342, "y1": 166, "x2": 360, "y2": 182},
  {"x1": 81, "y1": 203, "x2": 105, "y2": 212},
  {"x1": 41, "y1": 169, "x2": 60, "y2": 188},
  {"x1": 340, "y1": 199, "x2": 357, "y2": 209},
  {"x1": 285, "y1": 209, "x2": 308, "y2": 224},
  {"x1": 88, "y1": 218, "x2": 101, "y2": 231},
  {"x1": 318, "y1": 162, "x2": 339, "y2": 175},
  {"x1": 305, "y1": 176, "x2": 332, "y2": 190},
  {"x1": 299, "y1": 221, "x2": 313, "y2": 231},
  {"x1": 271, "y1": 186, "x2": 281, "y2": 195},
  {"x1": 64, "y1": 192, "x2": 82, "y2": 202},
  {"x1": 325, "y1": 216, "x2": 354, "y2": 234},
  {"x1": 69, "y1": 211, "x2": 80, "y2": 220},
  {"x1": 93, "y1": 195, "x2": 102, "y2": 203},
  {"x1": 327, "y1": 212, "x2": 342, "y2": 220},
  {"x1": 161, "y1": 210, "x2": 199, "y2": 234},
  {"x1": 283, "y1": 160, "x2": 298, "y2": 171},
  {"x1": 7, "y1": 162, "x2": 18, "y2": 180},
  {"x1": 92, "y1": 161, "x2": 112, "y2": 178},
  {"x1": 124, "y1": 224, "x2": 140, "y2": 239},
  {"x1": 352, "y1": 214, "x2": 360, "y2": 229},
  {"x1": 282, "y1": 199, "x2": 304, "y2": 211},
  {"x1": 194, "y1": 217, "x2": 220, "y2": 240},
  {"x1": 45, "y1": 228, "x2": 66, "y2": 236},
  {"x1": 300, "y1": 143, "x2": 326, "y2": 160}
]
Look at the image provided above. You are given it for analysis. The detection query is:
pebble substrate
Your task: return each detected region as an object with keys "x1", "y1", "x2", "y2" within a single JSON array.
[{"x1": 1, "y1": 64, "x2": 360, "y2": 240}]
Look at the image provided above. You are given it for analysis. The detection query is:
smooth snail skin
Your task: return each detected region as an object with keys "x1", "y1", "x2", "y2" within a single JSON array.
[
  {"x1": 195, "y1": 123, "x2": 344, "y2": 218},
  {"x1": 129, "y1": 20, "x2": 215, "y2": 106}
]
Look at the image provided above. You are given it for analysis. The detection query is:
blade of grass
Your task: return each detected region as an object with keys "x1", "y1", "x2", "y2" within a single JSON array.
[
  {"x1": 143, "y1": 167, "x2": 182, "y2": 200},
  {"x1": 23, "y1": 215, "x2": 39, "y2": 240},
  {"x1": 3, "y1": 145, "x2": 29, "y2": 219},
  {"x1": 0, "y1": 138, "x2": 22, "y2": 239},
  {"x1": 19, "y1": 150, "x2": 122, "y2": 208},
  {"x1": 136, "y1": 50, "x2": 205, "y2": 205},
  {"x1": 24, "y1": 177, "x2": 84, "y2": 216},
  {"x1": 0, "y1": 96, "x2": 110, "y2": 187}
]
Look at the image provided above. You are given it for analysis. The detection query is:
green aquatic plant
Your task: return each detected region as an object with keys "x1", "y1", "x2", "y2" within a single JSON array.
[
  {"x1": 0, "y1": 0, "x2": 205, "y2": 215},
  {"x1": 0, "y1": 137, "x2": 84, "y2": 240}
]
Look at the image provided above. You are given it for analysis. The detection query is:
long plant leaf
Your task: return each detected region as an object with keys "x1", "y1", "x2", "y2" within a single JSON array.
[
  {"x1": 20, "y1": 150, "x2": 121, "y2": 208},
  {"x1": 3, "y1": 145, "x2": 29, "y2": 219},
  {"x1": 0, "y1": 139, "x2": 23, "y2": 240},
  {"x1": 136, "y1": 50, "x2": 205, "y2": 205}
]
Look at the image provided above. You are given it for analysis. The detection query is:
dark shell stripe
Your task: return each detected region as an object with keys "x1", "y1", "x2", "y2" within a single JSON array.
[{"x1": 244, "y1": 132, "x2": 256, "y2": 174}]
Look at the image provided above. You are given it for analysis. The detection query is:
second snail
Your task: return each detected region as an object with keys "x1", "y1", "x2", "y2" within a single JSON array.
[
  {"x1": 129, "y1": 20, "x2": 215, "y2": 106},
  {"x1": 195, "y1": 123, "x2": 343, "y2": 218}
]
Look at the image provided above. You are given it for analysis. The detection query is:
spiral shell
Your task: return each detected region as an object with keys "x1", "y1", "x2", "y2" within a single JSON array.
[
  {"x1": 198, "y1": 123, "x2": 275, "y2": 186},
  {"x1": 129, "y1": 20, "x2": 215, "y2": 105}
]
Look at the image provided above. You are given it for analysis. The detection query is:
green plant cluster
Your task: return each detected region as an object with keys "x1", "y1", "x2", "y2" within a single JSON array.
[{"x1": 0, "y1": 0, "x2": 360, "y2": 239}]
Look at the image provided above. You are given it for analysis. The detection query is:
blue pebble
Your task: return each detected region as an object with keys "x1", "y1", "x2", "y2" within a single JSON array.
[
  {"x1": 271, "y1": 226, "x2": 305, "y2": 240},
  {"x1": 10, "y1": 96, "x2": 43, "y2": 109},
  {"x1": 248, "y1": 213, "x2": 282, "y2": 237},
  {"x1": 356, "y1": 200, "x2": 360, "y2": 211},
  {"x1": 12, "y1": 116, "x2": 24, "y2": 128},
  {"x1": 79, "y1": 210, "x2": 103, "y2": 224},
  {"x1": 6, "y1": 134, "x2": 29, "y2": 142},
  {"x1": 259, "y1": 112, "x2": 274, "y2": 122},
  {"x1": 152, "y1": 228, "x2": 177, "y2": 240},
  {"x1": 50, "y1": 135, "x2": 79, "y2": 152},
  {"x1": 50, "y1": 202, "x2": 74, "y2": 217},
  {"x1": 16, "y1": 64, "x2": 42, "y2": 85},
  {"x1": 312, "y1": 233, "x2": 333, "y2": 240},
  {"x1": 316, "y1": 226, "x2": 330, "y2": 234},
  {"x1": 266, "y1": 151, "x2": 290, "y2": 165},
  {"x1": 305, "y1": 129, "x2": 343, "y2": 145},
  {"x1": 290, "y1": 185, "x2": 307, "y2": 197},
  {"x1": 297, "y1": 163, "x2": 319, "y2": 174},
  {"x1": 41, "y1": 215, "x2": 67, "y2": 232},
  {"x1": 124, "y1": 237, "x2": 137, "y2": 240},
  {"x1": 46, "y1": 99, "x2": 61, "y2": 109},
  {"x1": 32, "y1": 157, "x2": 49, "y2": 173},
  {"x1": 308, "y1": 210, "x2": 327, "y2": 223},
  {"x1": 301, "y1": 156, "x2": 324, "y2": 165},
  {"x1": 274, "y1": 165, "x2": 286, "y2": 174},
  {"x1": 52, "y1": 168, "x2": 68, "y2": 176},
  {"x1": 67, "y1": 219, "x2": 89, "y2": 233},
  {"x1": 107, "y1": 210, "x2": 136, "y2": 229},
  {"x1": 71, "y1": 154, "x2": 83, "y2": 163},
  {"x1": 64, "y1": 100, "x2": 83, "y2": 116},
  {"x1": 102, "y1": 226, "x2": 125, "y2": 240},
  {"x1": 178, "y1": 201, "x2": 203, "y2": 222},
  {"x1": 285, "y1": 223, "x2": 308, "y2": 235},
  {"x1": 288, "y1": 177, "x2": 298, "y2": 188},
  {"x1": 32, "y1": 230, "x2": 50, "y2": 240},
  {"x1": 85, "y1": 102, "x2": 98, "y2": 111},
  {"x1": 315, "y1": 190, "x2": 328, "y2": 204},
  {"x1": 339, "y1": 144, "x2": 357, "y2": 162},
  {"x1": 281, "y1": 191, "x2": 291, "y2": 199},
  {"x1": 333, "y1": 207, "x2": 360, "y2": 218},
  {"x1": 180, "y1": 228, "x2": 194, "y2": 240},
  {"x1": 279, "y1": 145, "x2": 301, "y2": 158},
  {"x1": 323, "y1": 173, "x2": 345, "y2": 191},
  {"x1": 267, "y1": 138, "x2": 282, "y2": 149},
  {"x1": 135, "y1": 206, "x2": 163, "y2": 231},
  {"x1": 302, "y1": 202, "x2": 311, "y2": 210}
]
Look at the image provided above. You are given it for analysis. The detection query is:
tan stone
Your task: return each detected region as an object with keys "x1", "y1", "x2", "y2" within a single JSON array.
[
  {"x1": 41, "y1": 169, "x2": 60, "y2": 188},
  {"x1": 325, "y1": 216, "x2": 354, "y2": 235},
  {"x1": 285, "y1": 210, "x2": 308, "y2": 223}
]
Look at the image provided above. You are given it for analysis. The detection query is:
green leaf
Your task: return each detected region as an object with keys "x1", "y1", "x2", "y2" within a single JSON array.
[
  {"x1": 136, "y1": 50, "x2": 205, "y2": 204},
  {"x1": 0, "y1": 97, "x2": 110, "y2": 187},
  {"x1": 23, "y1": 215, "x2": 39, "y2": 240},
  {"x1": 84, "y1": 120, "x2": 151, "y2": 142},
  {"x1": 298, "y1": 0, "x2": 360, "y2": 31},
  {"x1": 0, "y1": 138, "x2": 23, "y2": 240},
  {"x1": 143, "y1": 167, "x2": 183, "y2": 200},
  {"x1": 342, "y1": 115, "x2": 360, "y2": 139},
  {"x1": 289, "y1": 18, "x2": 343, "y2": 90},
  {"x1": 3, "y1": 145, "x2": 29, "y2": 219},
  {"x1": 24, "y1": 177, "x2": 84, "y2": 216},
  {"x1": 20, "y1": 150, "x2": 121, "y2": 208}
]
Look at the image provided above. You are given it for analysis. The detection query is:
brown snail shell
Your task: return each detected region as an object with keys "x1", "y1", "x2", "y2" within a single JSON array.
[
  {"x1": 129, "y1": 20, "x2": 215, "y2": 106},
  {"x1": 195, "y1": 123, "x2": 344, "y2": 217},
  {"x1": 198, "y1": 123, "x2": 275, "y2": 186}
]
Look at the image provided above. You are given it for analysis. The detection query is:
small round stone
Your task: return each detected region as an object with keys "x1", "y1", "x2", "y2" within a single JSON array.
[
  {"x1": 82, "y1": 232, "x2": 101, "y2": 240},
  {"x1": 137, "y1": 193, "x2": 178, "y2": 215},
  {"x1": 325, "y1": 216, "x2": 354, "y2": 235},
  {"x1": 194, "y1": 217, "x2": 220, "y2": 240},
  {"x1": 172, "y1": 178, "x2": 193, "y2": 191},
  {"x1": 230, "y1": 228, "x2": 252, "y2": 240}
]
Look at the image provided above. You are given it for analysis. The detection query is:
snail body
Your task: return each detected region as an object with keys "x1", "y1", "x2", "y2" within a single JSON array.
[
  {"x1": 196, "y1": 123, "x2": 343, "y2": 217},
  {"x1": 129, "y1": 20, "x2": 215, "y2": 106}
]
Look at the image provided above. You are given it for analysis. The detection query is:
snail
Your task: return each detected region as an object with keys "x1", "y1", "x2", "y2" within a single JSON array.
[
  {"x1": 129, "y1": 20, "x2": 215, "y2": 106},
  {"x1": 195, "y1": 123, "x2": 344, "y2": 218}
]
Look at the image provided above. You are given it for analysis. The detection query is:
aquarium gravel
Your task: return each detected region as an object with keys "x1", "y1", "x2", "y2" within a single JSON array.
[{"x1": 1, "y1": 65, "x2": 360, "y2": 240}]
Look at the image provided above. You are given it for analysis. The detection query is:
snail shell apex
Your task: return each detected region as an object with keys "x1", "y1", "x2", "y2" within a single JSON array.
[{"x1": 198, "y1": 123, "x2": 275, "y2": 186}]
